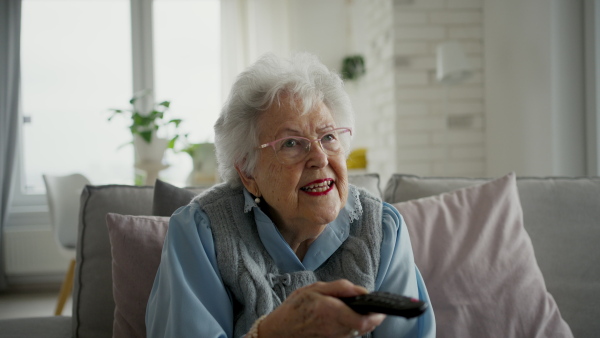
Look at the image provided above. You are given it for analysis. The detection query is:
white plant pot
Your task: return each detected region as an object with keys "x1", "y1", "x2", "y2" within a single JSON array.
[
  {"x1": 186, "y1": 143, "x2": 218, "y2": 186},
  {"x1": 133, "y1": 134, "x2": 169, "y2": 164}
]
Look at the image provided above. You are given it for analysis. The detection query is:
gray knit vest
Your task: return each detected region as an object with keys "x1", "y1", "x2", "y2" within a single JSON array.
[{"x1": 193, "y1": 184, "x2": 383, "y2": 337}]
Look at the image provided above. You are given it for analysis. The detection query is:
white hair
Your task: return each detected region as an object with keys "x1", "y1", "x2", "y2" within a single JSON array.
[{"x1": 214, "y1": 52, "x2": 355, "y2": 188}]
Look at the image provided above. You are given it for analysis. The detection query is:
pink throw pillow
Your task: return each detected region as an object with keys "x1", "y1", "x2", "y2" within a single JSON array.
[
  {"x1": 106, "y1": 213, "x2": 169, "y2": 338},
  {"x1": 393, "y1": 173, "x2": 572, "y2": 337}
]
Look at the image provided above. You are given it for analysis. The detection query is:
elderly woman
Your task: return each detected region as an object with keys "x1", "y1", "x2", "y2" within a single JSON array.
[{"x1": 146, "y1": 53, "x2": 435, "y2": 337}]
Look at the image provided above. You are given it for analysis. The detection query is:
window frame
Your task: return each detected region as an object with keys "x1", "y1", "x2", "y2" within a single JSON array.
[
  {"x1": 585, "y1": 0, "x2": 600, "y2": 176},
  {"x1": 8, "y1": 0, "x2": 160, "y2": 226}
]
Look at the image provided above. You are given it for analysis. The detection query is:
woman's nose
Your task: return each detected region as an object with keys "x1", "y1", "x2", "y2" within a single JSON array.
[{"x1": 305, "y1": 140, "x2": 329, "y2": 168}]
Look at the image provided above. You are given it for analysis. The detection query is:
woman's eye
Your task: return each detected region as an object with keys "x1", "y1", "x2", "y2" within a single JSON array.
[
  {"x1": 321, "y1": 134, "x2": 337, "y2": 143},
  {"x1": 281, "y1": 138, "x2": 299, "y2": 148}
]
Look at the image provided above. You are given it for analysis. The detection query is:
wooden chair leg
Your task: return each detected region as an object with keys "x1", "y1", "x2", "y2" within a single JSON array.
[{"x1": 54, "y1": 258, "x2": 75, "y2": 316}]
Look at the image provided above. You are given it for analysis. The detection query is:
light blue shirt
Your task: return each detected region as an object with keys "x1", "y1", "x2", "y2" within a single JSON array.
[{"x1": 146, "y1": 188, "x2": 435, "y2": 337}]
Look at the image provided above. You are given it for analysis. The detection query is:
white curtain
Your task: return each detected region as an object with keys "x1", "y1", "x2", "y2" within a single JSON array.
[
  {"x1": 585, "y1": 0, "x2": 600, "y2": 176},
  {"x1": 0, "y1": 0, "x2": 21, "y2": 290},
  {"x1": 220, "y1": 0, "x2": 291, "y2": 102}
]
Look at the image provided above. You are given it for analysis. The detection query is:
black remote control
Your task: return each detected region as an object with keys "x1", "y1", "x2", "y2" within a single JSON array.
[{"x1": 339, "y1": 292, "x2": 428, "y2": 319}]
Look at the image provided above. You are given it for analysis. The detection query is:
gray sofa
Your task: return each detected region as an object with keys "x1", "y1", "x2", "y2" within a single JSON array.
[{"x1": 0, "y1": 173, "x2": 598, "y2": 337}]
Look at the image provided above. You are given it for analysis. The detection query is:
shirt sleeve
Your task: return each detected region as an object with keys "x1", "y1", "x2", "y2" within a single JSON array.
[
  {"x1": 373, "y1": 202, "x2": 436, "y2": 338},
  {"x1": 145, "y1": 203, "x2": 234, "y2": 338}
]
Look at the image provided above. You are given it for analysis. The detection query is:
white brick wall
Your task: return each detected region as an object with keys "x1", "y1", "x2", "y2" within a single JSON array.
[
  {"x1": 362, "y1": 0, "x2": 484, "y2": 182},
  {"x1": 365, "y1": 0, "x2": 397, "y2": 184}
]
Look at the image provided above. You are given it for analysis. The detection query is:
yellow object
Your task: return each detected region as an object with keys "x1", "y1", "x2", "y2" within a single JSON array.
[
  {"x1": 55, "y1": 259, "x2": 75, "y2": 315},
  {"x1": 347, "y1": 148, "x2": 367, "y2": 169}
]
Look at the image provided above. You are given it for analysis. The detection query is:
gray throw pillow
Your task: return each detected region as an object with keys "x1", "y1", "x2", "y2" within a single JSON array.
[
  {"x1": 74, "y1": 184, "x2": 154, "y2": 337},
  {"x1": 152, "y1": 179, "x2": 206, "y2": 217},
  {"x1": 348, "y1": 173, "x2": 382, "y2": 199}
]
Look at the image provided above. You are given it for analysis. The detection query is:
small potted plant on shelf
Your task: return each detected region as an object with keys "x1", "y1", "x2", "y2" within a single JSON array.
[{"x1": 341, "y1": 55, "x2": 366, "y2": 81}]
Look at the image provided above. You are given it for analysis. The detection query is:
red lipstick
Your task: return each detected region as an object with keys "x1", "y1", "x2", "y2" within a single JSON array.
[{"x1": 300, "y1": 179, "x2": 335, "y2": 196}]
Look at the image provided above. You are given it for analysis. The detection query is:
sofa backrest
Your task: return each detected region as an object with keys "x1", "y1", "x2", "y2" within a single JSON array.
[
  {"x1": 73, "y1": 185, "x2": 154, "y2": 338},
  {"x1": 70, "y1": 174, "x2": 382, "y2": 337},
  {"x1": 383, "y1": 174, "x2": 600, "y2": 338},
  {"x1": 74, "y1": 173, "x2": 600, "y2": 336}
]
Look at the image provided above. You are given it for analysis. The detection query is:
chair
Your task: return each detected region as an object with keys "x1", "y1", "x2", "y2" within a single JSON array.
[{"x1": 42, "y1": 173, "x2": 91, "y2": 316}]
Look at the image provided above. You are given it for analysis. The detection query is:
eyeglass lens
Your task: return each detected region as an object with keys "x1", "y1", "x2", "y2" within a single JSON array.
[{"x1": 275, "y1": 129, "x2": 351, "y2": 164}]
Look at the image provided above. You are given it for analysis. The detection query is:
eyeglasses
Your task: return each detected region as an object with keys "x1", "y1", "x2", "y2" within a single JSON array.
[{"x1": 258, "y1": 127, "x2": 352, "y2": 165}]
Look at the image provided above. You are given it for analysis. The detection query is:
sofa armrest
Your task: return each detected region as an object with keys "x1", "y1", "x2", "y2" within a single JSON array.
[{"x1": 0, "y1": 316, "x2": 71, "y2": 338}]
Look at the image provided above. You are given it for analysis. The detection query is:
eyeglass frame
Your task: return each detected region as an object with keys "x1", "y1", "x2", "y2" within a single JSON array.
[{"x1": 257, "y1": 127, "x2": 353, "y2": 164}]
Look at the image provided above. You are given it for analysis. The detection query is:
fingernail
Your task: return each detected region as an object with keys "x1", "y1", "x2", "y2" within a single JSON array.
[{"x1": 371, "y1": 313, "x2": 386, "y2": 321}]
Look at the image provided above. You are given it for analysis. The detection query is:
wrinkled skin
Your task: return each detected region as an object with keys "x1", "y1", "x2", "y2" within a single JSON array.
[
  {"x1": 236, "y1": 98, "x2": 386, "y2": 337},
  {"x1": 237, "y1": 98, "x2": 349, "y2": 258},
  {"x1": 259, "y1": 280, "x2": 386, "y2": 338}
]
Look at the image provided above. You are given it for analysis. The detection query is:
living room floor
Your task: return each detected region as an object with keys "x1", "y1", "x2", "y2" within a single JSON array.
[{"x1": 0, "y1": 289, "x2": 72, "y2": 320}]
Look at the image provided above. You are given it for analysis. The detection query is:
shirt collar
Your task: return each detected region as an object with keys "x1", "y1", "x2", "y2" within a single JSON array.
[
  {"x1": 242, "y1": 186, "x2": 363, "y2": 272},
  {"x1": 243, "y1": 188, "x2": 258, "y2": 213}
]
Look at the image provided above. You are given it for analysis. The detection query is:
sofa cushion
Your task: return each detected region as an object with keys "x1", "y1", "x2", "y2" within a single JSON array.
[
  {"x1": 393, "y1": 173, "x2": 572, "y2": 337},
  {"x1": 384, "y1": 174, "x2": 600, "y2": 337},
  {"x1": 384, "y1": 175, "x2": 483, "y2": 203},
  {"x1": 348, "y1": 172, "x2": 382, "y2": 198},
  {"x1": 152, "y1": 179, "x2": 206, "y2": 217},
  {"x1": 74, "y1": 185, "x2": 154, "y2": 338},
  {"x1": 106, "y1": 213, "x2": 169, "y2": 338}
]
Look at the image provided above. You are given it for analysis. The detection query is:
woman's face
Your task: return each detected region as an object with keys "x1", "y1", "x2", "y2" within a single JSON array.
[{"x1": 238, "y1": 98, "x2": 349, "y2": 245}]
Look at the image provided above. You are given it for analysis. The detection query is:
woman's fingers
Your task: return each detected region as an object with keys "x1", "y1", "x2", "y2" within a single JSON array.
[
  {"x1": 299, "y1": 279, "x2": 367, "y2": 298},
  {"x1": 258, "y1": 280, "x2": 387, "y2": 338},
  {"x1": 347, "y1": 313, "x2": 386, "y2": 335},
  {"x1": 297, "y1": 279, "x2": 386, "y2": 331}
]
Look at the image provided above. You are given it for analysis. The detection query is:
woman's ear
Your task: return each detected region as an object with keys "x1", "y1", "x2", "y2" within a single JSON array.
[{"x1": 235, "y1": 165, "x2": 260, "y2": 197}]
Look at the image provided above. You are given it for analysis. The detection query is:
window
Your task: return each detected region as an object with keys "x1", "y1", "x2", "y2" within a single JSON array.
[
  {"x1": 20, "y1": 0, "x2": 134, "y2": 193},
  {"x1": 153, "y1": 0, "x2": 221, "y2": 184},
  {"x1": 18, "y1": 0, "x2": 221, "y2": 195}
]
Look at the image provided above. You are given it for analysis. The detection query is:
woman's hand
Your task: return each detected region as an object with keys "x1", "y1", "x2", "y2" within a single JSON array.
[{"x1": 257, "y1": 279, "x2": 386, "y2": 338}]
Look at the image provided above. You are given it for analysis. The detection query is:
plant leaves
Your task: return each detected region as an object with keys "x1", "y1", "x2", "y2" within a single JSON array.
[
  {"x1": 107, "y1": 92, "x2": 188, "y2": 152},
  {"x1": 117, "y1": 140, "x2": 133, "y2": 150},
  {"x1": 169, "y1": 119, "x2": 182, "y2": 127},
  {"x1": 140, "y1": 130, "x2": 153, "y2": 143},
  {"x1": 168, "y1": 136, "x2": 177, "y2": 149}
]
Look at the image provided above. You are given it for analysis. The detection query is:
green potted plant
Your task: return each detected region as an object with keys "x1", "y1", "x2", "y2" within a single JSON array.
[
  {"x1": 341, "y1": 55, "x2": 366, "y2": 81},
  {"x1": 108, "y1": 92, "x2": 185, "y2": 162},
  {"x1": 180, "y1": 141, "x2": 218, "y2": 186},
  {"x1": 108, "y1": 92, "x2": 186, "y2": 185}
]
